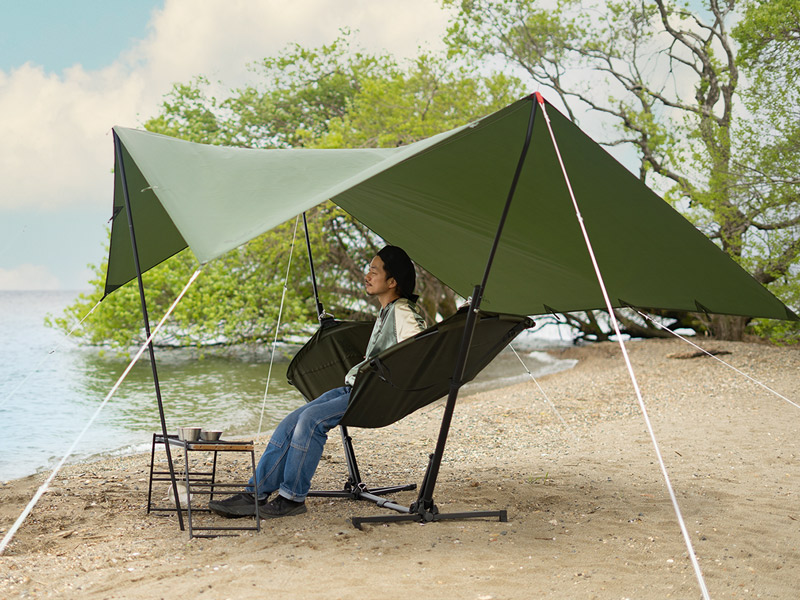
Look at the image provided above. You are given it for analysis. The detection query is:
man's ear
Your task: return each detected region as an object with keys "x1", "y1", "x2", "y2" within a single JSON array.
[{"x1": 387, "y1": 277, "x2": 397, "y2": 289}]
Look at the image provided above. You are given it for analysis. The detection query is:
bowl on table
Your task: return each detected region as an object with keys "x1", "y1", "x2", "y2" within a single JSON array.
[
  {"x1": 177, "y1": 426, "x2": 201, "y2": 442},
  {"x1": 200, "y1": 430, "x2": 223, "y2": 441}
]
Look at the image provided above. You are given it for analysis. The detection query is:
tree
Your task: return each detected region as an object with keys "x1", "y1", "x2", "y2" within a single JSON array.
[
  {"x1": 444, "y1": 0, "x2": 800, "y2": 341},
  {"x1": 48, "y1": 220, "x2": 317, "y2": 349},
  {"x1": 55, "y1": 35, "x2": 523, "y2": 348},
  {"x1": 732, "y1": 0, "x2": 800, "y2": 344}
]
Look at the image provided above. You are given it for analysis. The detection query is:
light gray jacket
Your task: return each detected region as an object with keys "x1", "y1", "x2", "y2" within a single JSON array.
[{"x1": 344, "y1": 297, "x2": 426, "y2": 386}]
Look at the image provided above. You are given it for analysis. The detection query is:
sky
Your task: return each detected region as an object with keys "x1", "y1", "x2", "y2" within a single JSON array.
[{"x1": 0, "y1": 0, "x2": 452, "y2": 290}]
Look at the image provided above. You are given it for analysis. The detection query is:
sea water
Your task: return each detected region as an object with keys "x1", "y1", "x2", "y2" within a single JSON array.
[
  {"x1": 0, "y1": 291, "x2": 574, "y2": 482},
  {"x1": 0, "y1": 291, "x2": 308, "y2": 481}
]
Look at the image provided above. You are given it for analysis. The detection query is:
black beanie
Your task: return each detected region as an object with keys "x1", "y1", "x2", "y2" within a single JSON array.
[{"x1": 377, "y1": 245, "x2": 418, "y2": 303}]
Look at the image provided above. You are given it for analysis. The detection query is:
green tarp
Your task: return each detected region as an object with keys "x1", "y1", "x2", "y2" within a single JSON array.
[{"x1": 106, "y1": 95, "x2": 797, "y2": 321}]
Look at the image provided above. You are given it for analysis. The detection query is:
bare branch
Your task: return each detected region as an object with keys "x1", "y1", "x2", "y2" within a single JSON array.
[
  {"x1": 752, "y1": 235, "x2": 800, "y2": 284},
  {"x1": 751, "y1": 214, "x2": 800, "y2": 231}
]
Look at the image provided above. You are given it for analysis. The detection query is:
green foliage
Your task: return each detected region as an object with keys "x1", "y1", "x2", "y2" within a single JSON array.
[
  {"x1": 750, "y1": 279, "x2": 800, "y2": 345},
  {"x1": 56, "y1": 33, "x2": 523, "y2": 348},
  {"x1": 317, "y1": 54, "x2": 518, "y2": 149},
  {"x1": 144, "y1": 77, "x2": 226, "y2": 145},
  {"x1": 731, "y1": 0, "x2": 800, "y2": 342},
  {"x1": 225, "y1": 34, "x2": 395, "y2": 149},
  {"x1": 50, "y1": 220, "x2": 318, "y2": 349},
  {"x1": 735, "y1": 0, "x2": 800, "y2": 82}
]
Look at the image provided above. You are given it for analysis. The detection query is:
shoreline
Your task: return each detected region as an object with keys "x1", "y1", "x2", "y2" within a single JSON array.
[
  {"x1": 2, "y1": 337, "x2": 799, "y2": 599},
  {"x1": 1, "y1": 345, "x2": 574, "y2": 484}
]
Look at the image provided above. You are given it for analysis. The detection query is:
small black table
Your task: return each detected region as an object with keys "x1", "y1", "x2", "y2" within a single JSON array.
[{"x1": 147, "y1": 433, "x2": 260, "y2": 538}]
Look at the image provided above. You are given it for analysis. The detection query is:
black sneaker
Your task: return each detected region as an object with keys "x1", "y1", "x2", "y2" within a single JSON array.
[
  {"x1": 208, "y1": 493, "x2": 265, "y2": 518},
  {"x1": 258, "y1": 495, "x2": 307, "y2": 519}
]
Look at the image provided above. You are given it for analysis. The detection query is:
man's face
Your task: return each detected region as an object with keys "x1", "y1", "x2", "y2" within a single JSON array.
[{"x1": 364, "y1": 255, "x2": 396, "y2": 297}]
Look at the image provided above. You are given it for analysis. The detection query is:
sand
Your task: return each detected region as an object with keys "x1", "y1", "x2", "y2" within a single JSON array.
[{"x1": 1, "y1": 338, "x2": 799, "y2": 599}]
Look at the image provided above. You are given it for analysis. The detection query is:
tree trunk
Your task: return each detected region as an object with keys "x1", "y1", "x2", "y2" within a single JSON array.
[{"x1": 708, "y1": 314, "x2": 749, "y2": 341}]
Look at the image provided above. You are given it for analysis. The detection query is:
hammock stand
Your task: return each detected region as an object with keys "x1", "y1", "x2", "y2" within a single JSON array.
[
  {"x1": 288, "y1": 101, "x2": 539, "y2": 528},
  {"x1": 292, "y1": 216, "x2": 416, "y2": 503},
  {"x1": 289, "y1": 317, "x2": 417, "y2": 503},
  {"x1": 288, "y1": 306, "x2": 533, "y2": 528}
]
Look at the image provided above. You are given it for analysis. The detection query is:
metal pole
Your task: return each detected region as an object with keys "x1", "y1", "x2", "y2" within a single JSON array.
[
  {"x1": 474, "y1": 94, "x2": 540, "y2": 309},
  {"x1": 302, "y1": 211, "x2": 367, "y2": 491},
  {"x1": 113, "y1": 131, "x2": 185, "y2": 529},
  {"x1": 416, "y1": 97, "x2": 539, "y2": 509},
  {"x1": 302, "y1": 212, "x2": 325, "y2": 320}
]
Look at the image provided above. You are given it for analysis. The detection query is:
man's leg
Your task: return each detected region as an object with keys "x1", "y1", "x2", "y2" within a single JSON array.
[
  {"x1": 259, "y1": 386, "x2": 351, "y2": 517},
  {"x1": 209, "y1": 386, "x2": 349, "y2": 518},
  {"x1": 251, "y1": 386, "x2": 351, "y2": 497}
]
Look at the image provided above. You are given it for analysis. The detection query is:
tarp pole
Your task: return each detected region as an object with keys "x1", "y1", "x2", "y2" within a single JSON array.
[
  {"x1": 415, "y1": 96, "x2": 539, "y2": 512},
  {"x1": 475, "y1": 93, "x2": 541, "y2": 305},
  {"x1": 113, "y1": 131, "x2": 185, "y2": 529},
  {"x1": 302, "y1": 212, "x2": 325, "y2": 320},
  {"x1": 301, "y1": 211, "x2": 372, "y2": 493}
]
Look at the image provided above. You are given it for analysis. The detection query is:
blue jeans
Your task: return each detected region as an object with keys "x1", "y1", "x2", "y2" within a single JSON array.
[{"x1": 246, "y1": 386, "x2": 351, "y2": 502}]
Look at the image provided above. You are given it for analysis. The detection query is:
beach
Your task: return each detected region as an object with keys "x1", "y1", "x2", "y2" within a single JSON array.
[{"x1": 2, "y1": 337, "x2": 799, "y2": 599}]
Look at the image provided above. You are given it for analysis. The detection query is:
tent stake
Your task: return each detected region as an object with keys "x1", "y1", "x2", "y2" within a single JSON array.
[{"x1": 113, "y1": 132, "x2": 185, "y2": 530}]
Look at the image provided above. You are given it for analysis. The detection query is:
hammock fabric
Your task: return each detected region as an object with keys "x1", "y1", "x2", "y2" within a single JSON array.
[
  {"x1": 287, "y1": 310, "x2": 534, "y2": 429},
  {"x1": 286, "y1": 318, "x2": 373, "y2": 402}
]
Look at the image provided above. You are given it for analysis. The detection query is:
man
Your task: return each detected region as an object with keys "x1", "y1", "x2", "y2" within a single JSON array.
[{"x1": 209, "y1": 245, "x2": 427, "y2": 519}]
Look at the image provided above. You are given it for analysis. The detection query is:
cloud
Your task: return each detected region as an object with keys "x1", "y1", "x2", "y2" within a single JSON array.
[
  {"x1": 0, "y1": 0, "x2": 451, "y2": 212},
  {"x1": 136, "y1": 0, "x2": 449, "y2": 86},
  {"x1": 0, "y1": 63, "x2": 142, "y2": 212},
  {"x1": 0, "y1": 264, "x2": 61, "y2": 290}
]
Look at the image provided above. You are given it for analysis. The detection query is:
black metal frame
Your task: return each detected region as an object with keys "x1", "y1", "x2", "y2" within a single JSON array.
[
  {"x1": 307, "y1": 425, "x2": 416, "y2": 501},
  {"x1": 301, "y1": 213, "x2": 417, "y2": 503},
  {"x1": 303, "y1": 97, "x2": 540, "y2": 528},
  {"x1": 113, "y1": 132, "x2": 186, "y2": 530},
  {"x1": 147, "y1": 434, "x2": 260, "y2": 538},
  {"x1": 350, "y1": 97, "x2": 539, "y2": 528}
]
